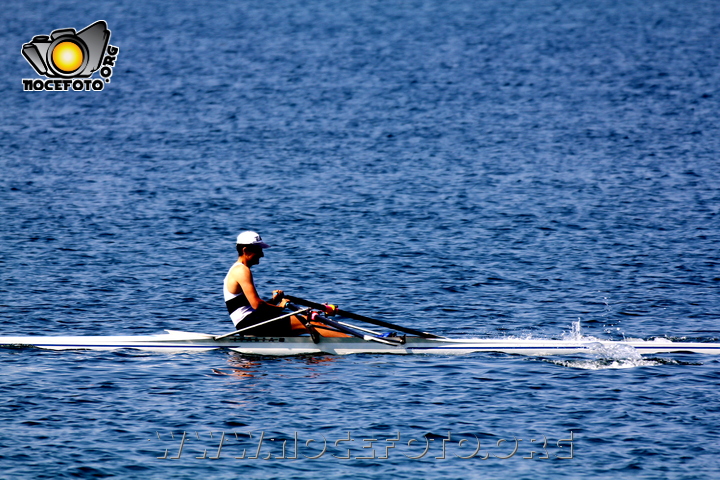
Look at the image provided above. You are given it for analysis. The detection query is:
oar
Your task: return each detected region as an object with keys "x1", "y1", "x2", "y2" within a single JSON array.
[
  {"x1": 307, "y1": 312, "x2": 406, "y2": 346},
  {"x1": 213, "y1": 308, "x2": 311, "y2": 340},
  {"x1": 284, "y1": 295, "x2": 445, "y2": 339}
]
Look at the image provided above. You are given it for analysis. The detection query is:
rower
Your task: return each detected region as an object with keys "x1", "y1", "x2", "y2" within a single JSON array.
[{"x1": 223, "y1": 231, "x2": 348, "y2": 337}]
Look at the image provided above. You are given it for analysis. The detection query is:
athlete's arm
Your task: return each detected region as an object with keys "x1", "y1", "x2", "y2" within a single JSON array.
[
  {"x1": 232, "y1": 265, "x2": 263, "y2": 309},
  {"x1": 231, "y1": 264, "x2": 282, "y2": 311}
]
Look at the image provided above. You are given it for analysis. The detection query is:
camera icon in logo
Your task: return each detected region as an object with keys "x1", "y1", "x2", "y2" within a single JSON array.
[{"x1": 22, "y1": 20, "x2": 110, "y2": 78}]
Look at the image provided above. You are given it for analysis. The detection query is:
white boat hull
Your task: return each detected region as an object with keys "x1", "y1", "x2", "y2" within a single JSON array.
[{"x1": 1, "y1": 330, "x2": 719, "y2": 356}]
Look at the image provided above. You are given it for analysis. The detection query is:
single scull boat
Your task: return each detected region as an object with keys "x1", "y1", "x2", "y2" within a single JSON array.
[
  {"x1": 2, "y1": 296, "x2": 718, "y2": 356},
  {"x1": 1, "y1": 329, "x2": 719, "y2": 355},
  {"x1": 0, "y1": 330, "x2": 720, "y2": 355}
]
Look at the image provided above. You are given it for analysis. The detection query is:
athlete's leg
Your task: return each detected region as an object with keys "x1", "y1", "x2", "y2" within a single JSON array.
[{"x1": 288, "y1": 315, "x2": 350, "y2": 337}]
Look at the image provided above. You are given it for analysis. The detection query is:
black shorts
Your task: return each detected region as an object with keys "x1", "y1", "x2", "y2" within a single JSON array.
[{"x1": 236, "y1": 304, "x2": 293, "y2": 337}]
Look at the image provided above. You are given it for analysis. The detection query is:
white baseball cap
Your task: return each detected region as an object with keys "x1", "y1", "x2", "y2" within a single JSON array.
[{"x1": 236, "y1": 231, "x2": 271, "y2": 248}]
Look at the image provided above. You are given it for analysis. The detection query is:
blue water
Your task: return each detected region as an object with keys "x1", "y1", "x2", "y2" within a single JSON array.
[{"x1": 2, "y1": 0, "x2": 720, "y2": 478}]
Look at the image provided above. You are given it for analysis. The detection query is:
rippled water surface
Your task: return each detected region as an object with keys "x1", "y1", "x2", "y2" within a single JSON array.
[{"x1": 1, "y1": 0, "x2": 720, "y2": 478}]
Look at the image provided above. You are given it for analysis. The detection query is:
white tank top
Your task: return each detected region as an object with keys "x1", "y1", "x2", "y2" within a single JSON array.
[{"x1": 224, "y1": 263, "x2": 255, "y2": 326}]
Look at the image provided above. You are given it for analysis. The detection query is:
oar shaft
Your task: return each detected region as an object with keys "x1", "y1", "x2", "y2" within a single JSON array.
[
  {"x1": 310, "y1": 313, "x2": 404, "y2": 346},
  {"x1": 284, "y1": 303, "x2": 401, "y2": 345},
  {"x1": 284, "y1": 295, "x2": 443, "y2": 339}
]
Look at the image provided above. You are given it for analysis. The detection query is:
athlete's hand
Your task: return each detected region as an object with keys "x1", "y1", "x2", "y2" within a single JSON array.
[{"x1": 271, "y1": 290, "x2": 285, "y2": 304}]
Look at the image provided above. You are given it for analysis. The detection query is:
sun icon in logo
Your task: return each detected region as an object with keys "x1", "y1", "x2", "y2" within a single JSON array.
[{"x1": 51, "y1": 41, "x2": 84, "y2": 73}]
